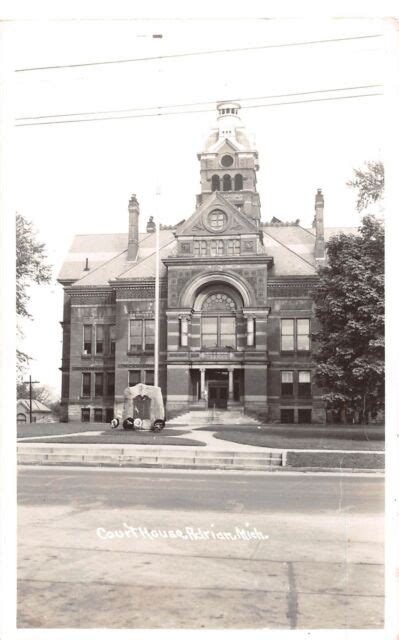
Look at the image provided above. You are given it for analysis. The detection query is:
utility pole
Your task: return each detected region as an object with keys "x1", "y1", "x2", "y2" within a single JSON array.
[
  {"x1": 154, "y1": 186, "x2": 161, "y2": 388},
  {"x1": 23, "y1": 375, "x2": 39, "y2": 423}
]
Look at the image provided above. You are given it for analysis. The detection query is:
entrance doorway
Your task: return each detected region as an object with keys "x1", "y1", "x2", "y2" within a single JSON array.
[{"x1": 208, "y1": 382, "x2": 228, "y2": 409}]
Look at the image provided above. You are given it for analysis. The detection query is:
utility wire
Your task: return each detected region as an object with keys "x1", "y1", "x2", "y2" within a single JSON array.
[
  {"x1": 15, "y1": 92, "x2": 382, "y2": 127},
  {"x1": 15, "y1": 34, "x2": 382, "y2": 72},
  {"x1": 16, "y1": 84, "x2": 383, "y2": 121}
]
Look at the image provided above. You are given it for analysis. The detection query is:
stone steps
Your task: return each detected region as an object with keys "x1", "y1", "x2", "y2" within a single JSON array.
[{"x1": 167, "y1": 410, "x2": 264, "y2": 426}]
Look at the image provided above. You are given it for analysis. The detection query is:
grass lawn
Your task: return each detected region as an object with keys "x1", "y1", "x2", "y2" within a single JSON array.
[
  {"x1": 19, "y1": 429, "x2": 204, "y2": 446},
  {"x1": 17, "y1": 422, "x2": 107, "y2": 439},
  {"x1": 196, "y1": 424, "x2": 384, "y2": 451}
]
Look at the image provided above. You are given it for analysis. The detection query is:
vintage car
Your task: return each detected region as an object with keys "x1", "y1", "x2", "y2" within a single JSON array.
[{"x1": 111, "y1": 383, "x2": 165, "y2": 431}]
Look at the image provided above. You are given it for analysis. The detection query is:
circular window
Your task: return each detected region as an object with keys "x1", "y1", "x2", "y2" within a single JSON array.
[
  {"x1": 221, "y1": 154, "x2": 234, "y2": 168},
  {"x1": 208, "y1": 210, "x2": 227, "y2": 231}
]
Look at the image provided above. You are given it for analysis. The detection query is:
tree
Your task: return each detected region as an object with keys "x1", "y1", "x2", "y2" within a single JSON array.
[
  {"x1": 347, "y1": 161, "x2": 384, "y2": 213},
  {"x1": 17, "y1": 382, "x2": 53, "y2": 405},
  {"x1": 312, "y1": 216, "x2": 384, "y2": 423},
  {"x1": 16, "y1": 214, "x2": 52, "y2": 379}
]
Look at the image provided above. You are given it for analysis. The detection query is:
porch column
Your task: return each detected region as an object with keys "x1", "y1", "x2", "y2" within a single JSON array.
[
  {"x1": 200, "y1": 367, "x2": 206, "y2": 400},
  {"x1": 228, "y1": 368, "x2": 234, "y2": 401}
]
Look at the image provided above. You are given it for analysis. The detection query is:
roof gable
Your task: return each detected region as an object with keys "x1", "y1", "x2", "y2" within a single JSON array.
[{"x1": 176, "y1": 192, "x2": 260, "y2": 238}]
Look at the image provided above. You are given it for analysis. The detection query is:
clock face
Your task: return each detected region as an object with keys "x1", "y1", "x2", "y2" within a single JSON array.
[
  {"x1": 208, "y1": 210, "x2": 227, "y2": 230},
  {"x1": 221, "y1": 154, "x2": 234, "y2": 168}
]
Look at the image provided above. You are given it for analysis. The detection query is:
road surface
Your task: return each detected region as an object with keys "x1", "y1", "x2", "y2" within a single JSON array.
[{"x1": 18, "y1": 466, "x2": 384, "y2": 629}]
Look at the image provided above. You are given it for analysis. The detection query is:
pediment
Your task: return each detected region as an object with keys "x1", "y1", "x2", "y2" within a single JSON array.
[{"x1": 176, "y1": 192, "x2": 261, "y2": 238}]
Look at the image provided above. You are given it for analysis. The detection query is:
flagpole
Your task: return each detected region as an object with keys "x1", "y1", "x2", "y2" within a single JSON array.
[{"x1": 154, "y1": 215, "x2": 160, "y2": 387}]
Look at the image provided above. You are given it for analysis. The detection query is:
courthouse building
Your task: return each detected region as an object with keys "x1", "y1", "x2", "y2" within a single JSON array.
[{"x1": 58, "y1": 102, "x2": 340, "y2": 424}]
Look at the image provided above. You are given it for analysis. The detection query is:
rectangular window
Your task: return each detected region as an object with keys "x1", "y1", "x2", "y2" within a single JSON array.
[
  {"x1": 202, "y1": 317, "x2": 236, "y2": 349},
  {"x1": 83, "y1": 325, "x2": 92, "y2": 355},
  {"x1": 129, "y1": 319, "x2": 155, "y2": 352},
  {"x1": 106, "y1": 372, "x2": 115, "y2": 396},
  {"x1": 94, "y1": 372, "x2": 104, "y2": 397},
  {"x1": 281, "y1": 370, "x2": 294, "y2": 396},
  {"x1": 298, "y1": 408, "x2": 312, "y2": 423},
  {"x1": 281, "y1": 319, "x2": 295, "y2": 351},
  {"x1": 129, "y1": 320, "x2": 142, "y2": 352},
  {"x1": 81, "y1": 408, "x2": 90, "y2": 423},
  {"x1": 96, "y1": 325, "x2": 104, "y2": 354},
  {"x1": 128, "y1": 370, "x2": 141, "y2": 386},
  {"x1": 201, "y1": 317, "x2": 218, "y2": 348},
  {"x1": 82, "y1": 373, "x2": 91, "y2": 397},
  {"x1": 220, "y1": 317, "x2": 236, "y2": 348},
  {"x1": 297, "y1": 319, "x2": 311, "y2": 351},
  {"x1": 144, "y1": 320, "x2": 155, "y2": 352},
  {"x1": 145, "y1": 370, "x2": 155, "y2": 385},
  {"x1": 109, "y1": 325, "x2": 116, "y2": 355},
  {"x1": 280, "y1": 408, "x2": 295, "y2": 424},
  {"x1": 94, "y1": 408, "x2": 103, "y2": 423},
  {"x1": 298, "y1": 370, "x2": 311, "y2": 397}
]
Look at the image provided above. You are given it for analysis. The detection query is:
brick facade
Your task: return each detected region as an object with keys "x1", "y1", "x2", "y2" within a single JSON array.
[{"x1": 58, "y1": 102, "x2": 329, "y2": 424}]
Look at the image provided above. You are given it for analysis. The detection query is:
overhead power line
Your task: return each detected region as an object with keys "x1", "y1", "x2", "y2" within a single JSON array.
[
  {"x1": 15, "y1": 92, "x2": 383, "y2": 127},
  {"x1": 16, "y1": 84, "x2": 383, "y2": 121},
  {"x1": 15, "y1": 34, "x2": 382, "y2": 72}
]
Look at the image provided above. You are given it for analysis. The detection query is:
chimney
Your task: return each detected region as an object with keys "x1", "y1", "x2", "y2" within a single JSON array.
[
  {"x1": 146, "y1": 216, "x2": 156, "y2": 233},
  {"x1": 314, "y1": 188, "x2": 325, "y2": 262},
  {"x1": 127, "y1": 194, "x2": 139, "y2": 261}
]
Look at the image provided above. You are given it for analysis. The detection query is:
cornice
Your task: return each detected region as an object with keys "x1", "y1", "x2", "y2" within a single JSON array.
[{"x1": 164, "y1": 255, "x2": 273, "y2": 267}]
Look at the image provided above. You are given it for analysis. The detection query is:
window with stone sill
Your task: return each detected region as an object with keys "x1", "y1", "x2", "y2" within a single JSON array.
[
  {"x1": 83, "y1": 325, "x2": 92, "y2": 355},
  {"x1": 82, "y1": 372, "x2": 91, "y2": 397},
  {"x1": 281, "y1": 318, "x2": 310, "y2": 352},
  {"x1": 95, "y1": 325, "x2": 104, "y2": 354},
  {"x1": 81, "y1": 408, "x2": 90, "y2": 423},
  {"x1": 106, "y1": 372, "x2": 115, "y2": 396},
  {"x1": 298, "y1": 370, "x2": 311, "y2": 397},
  {"x1": 201, "y1": 316, "x2": 236, "y2": 349},
  {"x1": 129, "y1": 319, "x2": 155, "y2": 352},
  {"x1": 281, "y1": 370, "x2": 294, "y2": 396},
  {"x1": 94, "y1": 372, "x2": 104, "y2": 397}
]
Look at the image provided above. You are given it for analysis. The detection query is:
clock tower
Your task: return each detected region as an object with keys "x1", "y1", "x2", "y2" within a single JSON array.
[{"x1": 196, "y1": 101, "x2": 261, "y2": 225}]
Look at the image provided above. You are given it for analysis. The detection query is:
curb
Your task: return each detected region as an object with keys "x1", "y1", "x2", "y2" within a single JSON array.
[{"x1": 17, "y1": 442, "x2": 384, "y2": 472}]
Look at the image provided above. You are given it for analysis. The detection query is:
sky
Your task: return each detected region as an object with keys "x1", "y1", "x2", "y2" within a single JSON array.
[{"x1": 9, "y1": 17, "x2": 387, "y2": 398}]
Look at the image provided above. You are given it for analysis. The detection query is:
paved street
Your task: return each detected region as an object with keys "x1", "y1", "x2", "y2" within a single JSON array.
[{"x1": 18, "y1": 466, "x2": 384, "y2": 629}]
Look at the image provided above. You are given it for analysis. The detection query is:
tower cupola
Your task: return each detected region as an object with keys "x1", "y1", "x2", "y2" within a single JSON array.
[{"x1": 196, "y1": 102, "x2": 261, "y2": 224}]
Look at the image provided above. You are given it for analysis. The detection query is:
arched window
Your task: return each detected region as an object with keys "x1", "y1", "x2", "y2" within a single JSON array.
[
  {"x1": 17, "y1": 413, "x2": 27, "y2": 423},
  {"x1": 211, "y1": 175, "x2": 220, "y2": 191},
  {"x1": 223, "y1": 175, "x2": 232, "y2": 191},
  {"x1": 234, "y1": 174, "x2": 243, "y2": 191}
]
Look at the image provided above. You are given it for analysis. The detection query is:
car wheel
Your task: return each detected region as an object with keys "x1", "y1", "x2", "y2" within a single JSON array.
[
  {"x1": 152, "y1": 419, "x2": 165, "y2": 432},
  {"x1": 123, "y1": 417, "x2": 134, "y2": 430}
]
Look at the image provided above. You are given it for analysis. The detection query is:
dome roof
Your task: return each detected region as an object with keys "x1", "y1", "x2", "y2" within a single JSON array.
[{"x1": 201, "y1": 102, "x2": 257, "y2": 154}]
